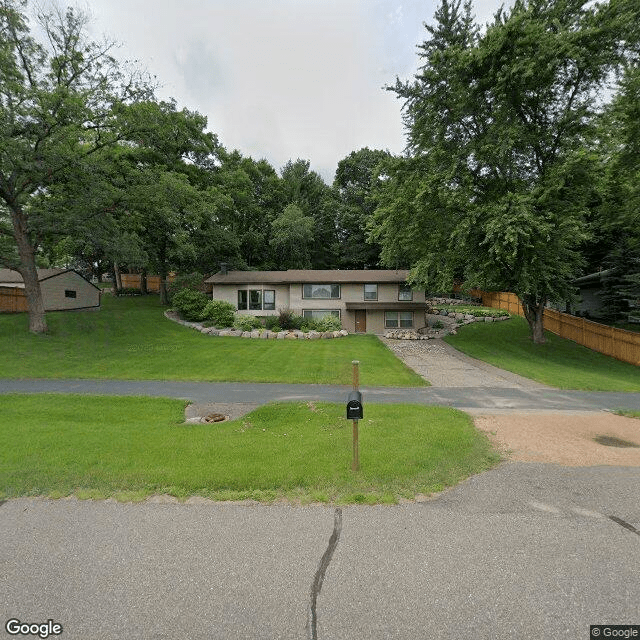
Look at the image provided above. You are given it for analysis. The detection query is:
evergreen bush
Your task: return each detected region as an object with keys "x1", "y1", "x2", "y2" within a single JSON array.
[
  {"x1": 172, "y1": 288, "x2": 209, "y2": 321},
  {"x1": 201, "y1": 300, "x2": 235, "y2": 327}
]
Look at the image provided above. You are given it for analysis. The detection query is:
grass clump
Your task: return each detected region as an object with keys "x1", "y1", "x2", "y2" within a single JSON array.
[
  {"x1": 0, "y1": 395, "x2": 499, "y2": 504},
  {"x1": 445, "y1": 315, "x2": 640, "y2": 391},
  {"x1": 613, "y1": 409, "x2": 640, "y2": 419}
]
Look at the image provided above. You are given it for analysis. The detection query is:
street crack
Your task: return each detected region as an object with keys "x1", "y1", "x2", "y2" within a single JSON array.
[
  {"x1": 609, "y1": 515, "x2": 640, "y2": 537},
  {"x1": 308, "y1": 507, "x2": 342, "y2": 640}
]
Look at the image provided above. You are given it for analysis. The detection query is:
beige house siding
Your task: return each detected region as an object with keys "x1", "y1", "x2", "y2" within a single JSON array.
[
  {"x1": 209, "y1": 272, "x2": 426, "y2": 334},
  {"x1": 0, "y1": 269, "x2": 100, "y2": 312},
  {"x1": 40, "y1": 271, "x2": 100, "y2": 310}
]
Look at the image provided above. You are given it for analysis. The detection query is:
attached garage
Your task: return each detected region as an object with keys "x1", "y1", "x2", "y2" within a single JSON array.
[{"x1": 0, "y1": 269, "x2": 101, "y2": 313}]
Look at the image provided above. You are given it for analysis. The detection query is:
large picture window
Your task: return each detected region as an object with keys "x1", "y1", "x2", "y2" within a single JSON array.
[
  {"x1": 385, "y1": 311, "x2": 413, "y2": 328},
  {"x1": 238, "y1": 289, "x2": 275, "y2": 311},
  {"x1": 302, "y1": 309, "x2": 340, "y2": 320},
  {"x1": 398, "y1": 284, "x2": 413, "y2": 301},
  {"x1": 303, "y1": 284, "x2": 340, "y2": 299},
  {"x1": 364, "y1": 284, "x2": 378, "y2": 300}
]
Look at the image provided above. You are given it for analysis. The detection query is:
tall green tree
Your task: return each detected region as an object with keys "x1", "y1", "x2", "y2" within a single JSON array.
[
  {"x1": 334, "y1": 147, "x2": 391, "y2": 268},
  {"x1": 594, "y1": 61, "x2": 640, "y2": 320},
  {"x1": 373, "y1": 0, "x2": 638, "y2": 342},
  {"x1": 210, "y1": 150, "x2": 284, "y2": 270},
  {"x1": 280, "y1": 159, "x2": 338, "y2": 268},
  {"x1": 269, "y1": 203, "x2": 315, "y2": 269},
  {"x1": 0, "y1": 0, "x2": 153, "y2": 332}
]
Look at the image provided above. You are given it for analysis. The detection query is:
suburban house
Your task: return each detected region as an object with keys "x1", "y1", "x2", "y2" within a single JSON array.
[
  {"x1": 204, "y1": 269, "x2": 426, "y2": 334},
  {"x1": 0, "y1": 268, "x2": 101, "y2": 313}
]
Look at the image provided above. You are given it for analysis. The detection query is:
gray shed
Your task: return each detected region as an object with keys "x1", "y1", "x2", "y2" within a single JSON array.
[{"x1": 0, "y1": 268, "x2": 101, "y2": 312}]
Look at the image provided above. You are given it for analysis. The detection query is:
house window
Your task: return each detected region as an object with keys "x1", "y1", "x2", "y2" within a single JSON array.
[
  {"x1": 385, "y1": 311, "x2": 413, "y2": 328},
  {"x1": 398, "y1": 284, "x2": 413, "y2": 301},
  {"x1": 65, "y1": 290, "x2": 77, "y2": 298},
  {"x1": 303, "y1": 309, "x2": 340, "y2": 320},
  {"x1": 364, "y1": 284, "x2": 378, "y2": 300},
  {"x1": 303, "y1": 284, "x2": 340, "y2": 299},
  {"x1": 239, "y1": 289, "x2": 275, "y2": 311},
  {"x1": 249, "y1": 289, "x2": 262, "y2": 310},
  {"x1": 263, "y1": 290, "x2": 275, "y2": 310}
]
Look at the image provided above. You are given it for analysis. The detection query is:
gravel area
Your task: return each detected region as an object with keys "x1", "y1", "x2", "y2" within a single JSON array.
[{"x1": 474, "y1": 412, "x2": 640, "y2": 466}]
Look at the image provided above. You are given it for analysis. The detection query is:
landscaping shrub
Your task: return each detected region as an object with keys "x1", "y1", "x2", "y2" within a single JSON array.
[
  {"x1": 277, "y1": 308, "x2": 304, "y2": 331},
  {"x1": 201, "y1": 300, "x2": 235, "y2": 327},
  {"x1": 264, "y1": 316, "x2": 281, "y2": 330},
  {"x1": 311, "y1": 315, "x2": 342, "y2": 332},
  {"x1": 233, "y1": 315, "x2": 264, "y2": 331},
  {"x1": 171, "y1": 288, "x2": 209, "y2": 321},
  {"x1": 167, "y1": 272, "x2": 205, "y2": 303}
]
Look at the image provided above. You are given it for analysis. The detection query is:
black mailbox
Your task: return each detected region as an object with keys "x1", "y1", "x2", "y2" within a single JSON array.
[{"x1": 346, "y1": 391, "x2": 363, "y2": 420}]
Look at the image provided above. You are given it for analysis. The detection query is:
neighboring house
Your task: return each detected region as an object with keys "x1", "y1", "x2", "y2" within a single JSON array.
[
  {"x1": 0, "y1": 268, "x2": 101, "y2": 313},
  {"x1": 204, "y1": 269, "x2": 426, "y2": 334},
  {"x1": 571, "y1": 269, "x2": 613, "y2": 317}
]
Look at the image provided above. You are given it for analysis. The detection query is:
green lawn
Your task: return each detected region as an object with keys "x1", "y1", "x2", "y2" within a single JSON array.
[
  {"x1": 0, "y1": 295, "x2": 425, "y2": 387},
  {"x1": 0, "y1": 395, "x2": 500, "y2": 504},
  {"x1": 445, "y1": 315, "x2": 640, "y2": 391}
]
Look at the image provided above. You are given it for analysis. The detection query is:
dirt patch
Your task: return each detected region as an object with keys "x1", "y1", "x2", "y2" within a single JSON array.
[
  {"x1": 185, "y1": 402, "x2": 260, "y2": 423},
  {"x1": 474, "y1": 412, "x2": 640, "y2": 466}
]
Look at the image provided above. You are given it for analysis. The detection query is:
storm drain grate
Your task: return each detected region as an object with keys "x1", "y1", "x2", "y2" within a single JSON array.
[{"x1": 593, "y1": 435, "x2": 640, "y2": 448}]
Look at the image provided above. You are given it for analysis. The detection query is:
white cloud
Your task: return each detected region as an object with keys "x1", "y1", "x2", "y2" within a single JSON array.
[{"x1": 48, "y1": 0, "x2": 511, "y2": 182}]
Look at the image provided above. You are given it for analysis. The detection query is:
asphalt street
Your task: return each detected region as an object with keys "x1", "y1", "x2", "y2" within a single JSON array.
[
  {"x1": 1, "y1": 463, "x2": 639, "y2": 640},
  {"x1": 2, "y1": 356, "x2": 639, "y2": 638},
  {"x1": 2, "y1": 378, "x2": 640, "y2": 412}
]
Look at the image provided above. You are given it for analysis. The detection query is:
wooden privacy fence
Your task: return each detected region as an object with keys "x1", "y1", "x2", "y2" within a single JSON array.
[
  {"x1": 0, "y1": 286, "x2": 28, "y2": 313},
  {"x1": 476, "y1": 289, "x2": 640, "y2": 366},
  {"x1": 120, "y1": 274, "x2": 175, "y2": 292}
]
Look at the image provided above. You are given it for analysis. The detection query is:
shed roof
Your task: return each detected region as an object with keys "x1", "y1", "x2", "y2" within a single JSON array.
[
  {"x1": 205, "y1": 269, "x2": 412, "y2": 285},
  {"x1": 0, "y1": 268, "x2": 99, "y2": 290},
  {"x1": 0, "y1": 268, "x2": 66, "y2": 285}
]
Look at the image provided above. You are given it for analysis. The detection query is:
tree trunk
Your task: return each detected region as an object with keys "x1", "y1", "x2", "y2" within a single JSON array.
[
  {"x1": 521, "y1": 295, "x2": 546, "y2": 344},
  {"x1": 9, "y1": 204, "x2": 48, "y2": 333},
  {"x1": 113, "y1": 262, "x2": 122, "y2": 291},
  {"x1": 159, "y1": 265, "x2": 169, "y2": 305},
  {"x1": 140, "y1": 269, "x2": 148, "y2": 295}
]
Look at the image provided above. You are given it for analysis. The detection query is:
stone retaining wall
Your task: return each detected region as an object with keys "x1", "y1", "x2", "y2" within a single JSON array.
[
  {"x1": 164, "y1": 310, "x2": 348, "y2": 339},
  {"x1": 385, "y1": 312, "x2": 510, "y2": 340}
]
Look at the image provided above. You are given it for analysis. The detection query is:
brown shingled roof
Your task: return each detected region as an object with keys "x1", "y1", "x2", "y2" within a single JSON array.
[{"x1": 205, "y1": 269, "x2": 411, "y2": 284}]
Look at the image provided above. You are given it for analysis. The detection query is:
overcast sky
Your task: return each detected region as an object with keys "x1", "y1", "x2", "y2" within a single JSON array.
[{"x1": 64, "y1": 0, "x2": 508, "y2": 182}]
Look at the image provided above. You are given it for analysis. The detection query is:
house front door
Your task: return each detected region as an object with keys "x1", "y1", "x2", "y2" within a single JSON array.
[{"x1": 355, "y1": 310, "x2": 367, "y2": 333}]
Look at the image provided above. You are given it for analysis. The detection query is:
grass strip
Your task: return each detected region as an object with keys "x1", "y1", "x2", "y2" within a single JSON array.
[
  {"x1": 445, "y1": 315, "x2": 640, "y2": 391},
  {"x1": 0, "y1": 295, "x2": 425, "y2": 387},
  {"x1": 613, "y1": 409, "x2": 640, "y2": 419},
  {"x1": 0, "y1": 394, "x2": 499, "y2": 504}
]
